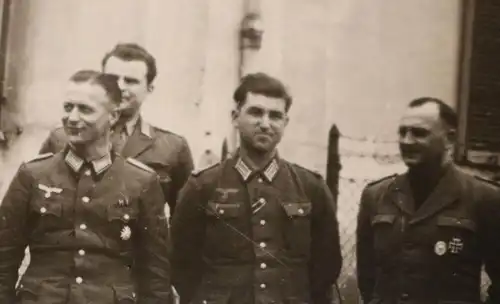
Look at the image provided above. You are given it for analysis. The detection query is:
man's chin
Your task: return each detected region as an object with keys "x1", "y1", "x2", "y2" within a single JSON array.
[{"x1": 402, "y1": 157, "x2": 422, "y2": 168}]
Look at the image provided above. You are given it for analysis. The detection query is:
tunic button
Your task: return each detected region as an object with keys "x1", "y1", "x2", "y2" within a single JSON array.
[
  {"x1": 80, "y1": 224, "x2": 87, "y2": 230},
  {"x1": 75, "y1": 277, "x2": 83, "y2": 284},
  {"x1": 219, "y1": 209, "x2": 225, "y2": 215},
  {"x1": 259, "y1": 242, "x2": 266, "y2": 248},
  {"x1": 298, "y1": 208, "x2": 304, "y2": 215},
  {"x1": 84, "y1": 170, "x2": 91, "y2": 176},
  {"x1": 258, "y1": 178, "x2": 263, "y2": 183},
  {"x1": 82, "y1": 196, "x2": 90, "y2": 203},
  {"x1": 260, "y1": 219, "x2": 266, "y2": 226},
  {"x1": 78, "y1": 249, "x2": 85, "y2": 256},
  {"x1": 259, "y1": 198, "x2": 266, "y2": 203},
  {"x1": 260, "y1": 263, "x2": 267, "y2": 269},
  {"x1": 123, "y1": 214, "x2": 130, "y2": 221},
  {"x1": 260, "y1": 283, "x2": 266, "y2": 289},
  {"x1": 40, "y1": 207, "x2": 47, "y2": 214}
]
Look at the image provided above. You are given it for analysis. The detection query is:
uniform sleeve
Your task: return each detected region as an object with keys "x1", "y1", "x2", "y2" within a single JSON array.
[
  {"x1": 478, "y1": 189, "x2": 500, "y2": 304},
  {"x1": 170, "y1": 176, "x2": 206, "y2": 304},
  {"x1": 136, "y1": 175, "x2": 172, "y2": 304},
  {"x1": 356, "y1": 187, "x2": 376, "y2": 303},
  {"x1": 309, "y1": 178, "x2": 342, "y2": 303},
  {"x1": 0, "y1": 164, "x2": 32, "y2": 303},
  {"x1": 169, "y1": 137, "x2": 194, "y2": 215}
]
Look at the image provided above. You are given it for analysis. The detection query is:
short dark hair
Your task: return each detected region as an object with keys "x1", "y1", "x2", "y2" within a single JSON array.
[
  {"x1": 101, "y1": 43, "x2": 157, "y2": 85},
  {"x1": 233, "y1": 73, "x2": 293, "y2": 112},
  {"x1": 69, "y1": 70, "x2": 122, "y2": 107},
  {"x1": 408, "y1": 97, "x2": 457, "y2": 129}
]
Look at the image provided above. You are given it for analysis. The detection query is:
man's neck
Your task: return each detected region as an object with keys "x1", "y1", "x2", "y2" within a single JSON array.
[
  {"x1": 408, "y1": 157, "x2": 451, "y2": 187},
  {"x1": 239, "y1": 145, "x2": 276, "y2": 171},
  {"x1": 70, "y1": 136, "x2": 111, "y2": 162}
]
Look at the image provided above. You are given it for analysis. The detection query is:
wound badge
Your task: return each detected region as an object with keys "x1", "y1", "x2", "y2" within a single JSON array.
[
  {"x1": 434, "y1": 240, "x2": 447, "y2": 256},
  {"x1": 448, "y1": 237, "x2": 464, "y2": 254},
  {"x1": 120, "y1": 225, "x2": 131, "y2": 241}
]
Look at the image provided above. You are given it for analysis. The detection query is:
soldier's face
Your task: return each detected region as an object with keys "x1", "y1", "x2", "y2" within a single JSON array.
[
  {"x1": 232, "y1": 93, "x2": 289, "y2": 153},
  {"x1": 398, "y1": 103, "x2": 452, "y2": 168},
  {"x1": 62, "y1": 82, "x2": 119, "y2": 146},
  {"x1": 103, "y1": 56, "x2": 152, "y2": 120}
]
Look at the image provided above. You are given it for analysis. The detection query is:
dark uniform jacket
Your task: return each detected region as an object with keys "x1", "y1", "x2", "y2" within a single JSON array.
[
  {"x1": 0, "y1": 148, "x2": 172, "y2": 304},
  {"x1": 171, "y1": 154, "x2": 342, "y2": 304},
  {"x1": 356, "y1": 165, "x2": 500, "y2": 304},
  {"x1": 38, "y1": 118, "x2": 194, "y2": 214}
]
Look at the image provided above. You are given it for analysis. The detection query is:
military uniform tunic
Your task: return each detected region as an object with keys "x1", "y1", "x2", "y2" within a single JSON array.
[
  {"x1": 39, "y1": 117, "x2": 194, "y2": 214},
  {"x1": 171, "y1": 155, "x2": 342, "y2": 304},
  {"x1": 0, "y1": 148, "x2": 172, "y2": 303},
  {"x1": 356, "y1": 165, "x2": 500, "y2": 304}
]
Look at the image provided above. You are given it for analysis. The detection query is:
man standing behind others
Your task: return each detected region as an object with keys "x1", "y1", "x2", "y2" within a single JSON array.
[
  {"x1": 0, "y1": 70, "x2": 172, "y2": 303},
  {"x1": 39, "y1": 43, "x2": 194, "y2": 216},
  {"x1": 356, "y1": 97, "x2": 500, "y2": 303},
  {"x1": 171, "y1": 73, "x2": 342, "y2": 304}
]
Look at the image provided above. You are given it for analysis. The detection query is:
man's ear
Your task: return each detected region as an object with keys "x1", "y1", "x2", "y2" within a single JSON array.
[
  {"x1": 109, "y1": 108, "x2": 120, "y2": 127},
  {"x1": 231, "y1": 108, "x2": 239, "y2": 128},
  {"x1": 147, "y1": 83, "x2": 154, "y2": 93},
  {"x1": 445, "y1": 127, "x2": 456, "y2": 148}
]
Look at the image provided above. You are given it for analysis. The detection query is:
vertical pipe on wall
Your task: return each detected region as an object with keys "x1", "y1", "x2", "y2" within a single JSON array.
[{"x1": 227, "y1": 0, "x2": 263, "y2": 155}]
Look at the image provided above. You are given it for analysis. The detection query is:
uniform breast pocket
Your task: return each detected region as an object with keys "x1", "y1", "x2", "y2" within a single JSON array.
[
  {"x1": 204, "y1": 202, "x2": 243, "y2": 257},
  {"x1": 371, "y1": 214, "x2": 397, "y2": 253},
  {"x1": 107, "y1": 206, "x2": 139, "y2": 243},
  {"x1": 436, "y1": 216, "x2": 477, "y2": 256},
  {"x1": 282, "y1": 202, "x2": 312, "y2": 257},
  {"x1": 30, "y1": 196, "x2": 64, "y2": 232}
]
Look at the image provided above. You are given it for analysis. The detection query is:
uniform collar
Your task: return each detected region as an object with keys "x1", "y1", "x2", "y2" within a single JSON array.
[
  {"x1": 65, "y1": 149, "x2": 112, "y2": 175},
  {"x1": 234, "y1": 156, "x2": 280, "y2": 183},
  {"x1": 123, "y1": 114, "x2": 140, "y2": 136},
  {"x1": 116, "y1": 115, "x2": 151, "y2": 138}
]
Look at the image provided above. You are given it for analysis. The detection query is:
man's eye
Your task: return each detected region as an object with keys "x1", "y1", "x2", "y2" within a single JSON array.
[
  {"x1": 124, "y1": 77, "x2": 139, "y2": 85},
  {"x1": 63, "y1": 104, "x2": 74, "y2": 112},
  {"x1": 247, "y1": 108, "x2": 263, "y2": 116},
  {"x1": 78, "y1": 106, "x2": 94, "y2": 114},
  {"x1": 412, "y1": 129, "x2": 429, "y2": 138},
  {"x1": 269, "y1": 112, "x2": 284, "y2": 120}
]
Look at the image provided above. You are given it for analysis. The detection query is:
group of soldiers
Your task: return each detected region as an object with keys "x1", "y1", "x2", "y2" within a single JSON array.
[{"x1": 0, "y1": 42, "x2": 499, "y2": 304}]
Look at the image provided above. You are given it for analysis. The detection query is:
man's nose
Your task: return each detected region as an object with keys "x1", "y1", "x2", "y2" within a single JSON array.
[
  {"x1": 259, "y1": 115, "x2": 271, "y2": 129},
  {"x1": 67, "y1": 108, "x2": 80, "y2": 122},
  {"x1": 117, "y1": 78, "x2": 126, "y2": 91},
  {"x1": 400, "y1": 131, "x2": 415, "y2": 144}
]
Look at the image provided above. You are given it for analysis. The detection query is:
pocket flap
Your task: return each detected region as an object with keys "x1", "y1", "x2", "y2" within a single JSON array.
[
  {"x1": 34, "y1": 202, "x2": 62, "y2": 217},
  {"x1": 206, "y1": 202, "x2": 241, "y2": 218},
  {"x1": 17, "y1": 278, "x2": 41, "y2": 298},
  {"x1": 107, "y1": 206, "x2": 138, "y2": 221},
  {"x1": 112, "y1": 285, "x2": 137, "y2": 301},
  {"x1": 437, "y1": 216, "x2": 477, "y2": 231},
  {"x1": 282, "y1": 202, "x2": 312, "y2": 217},
  {"x1": 371, "y1": 214, "x2": 396, "y2": 225}
]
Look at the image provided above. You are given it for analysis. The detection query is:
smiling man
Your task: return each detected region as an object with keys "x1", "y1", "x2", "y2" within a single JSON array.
[
  {"x1": 171, "y1": 73, "x2": 342, "y2": 304},
  {"x1": 356, "y1": 97, "x2": 500, "y2": 304},
  {"x1": 0, "y1": 70, "x2": 172, "y2": 303},
  {"x1": 39, "y1": 43, "x2": 194, "y2": 217}
]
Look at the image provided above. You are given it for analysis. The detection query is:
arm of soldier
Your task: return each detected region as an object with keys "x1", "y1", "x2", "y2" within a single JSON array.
[
  {"x1": 172, "y1": 137, "x2": 194, "y2": 202},
  {"x1": 478, "y1": 190, "x2": 500, "y2": 304},
  {"x1": 309, "y1": 178, "x2": 343, "y2": 302},
  {"x1": 356, "y1": 187, "x2": 376, "y2": 303},
  {"x1": 0, "y1": 164, "x2": 32, "y2": 302},
  {"x1": 170, "y1": 176, "x2": 206, "y2": 303},
  {"x1": 136, "y1": 174, "x2": 172, "y2": 303}
]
